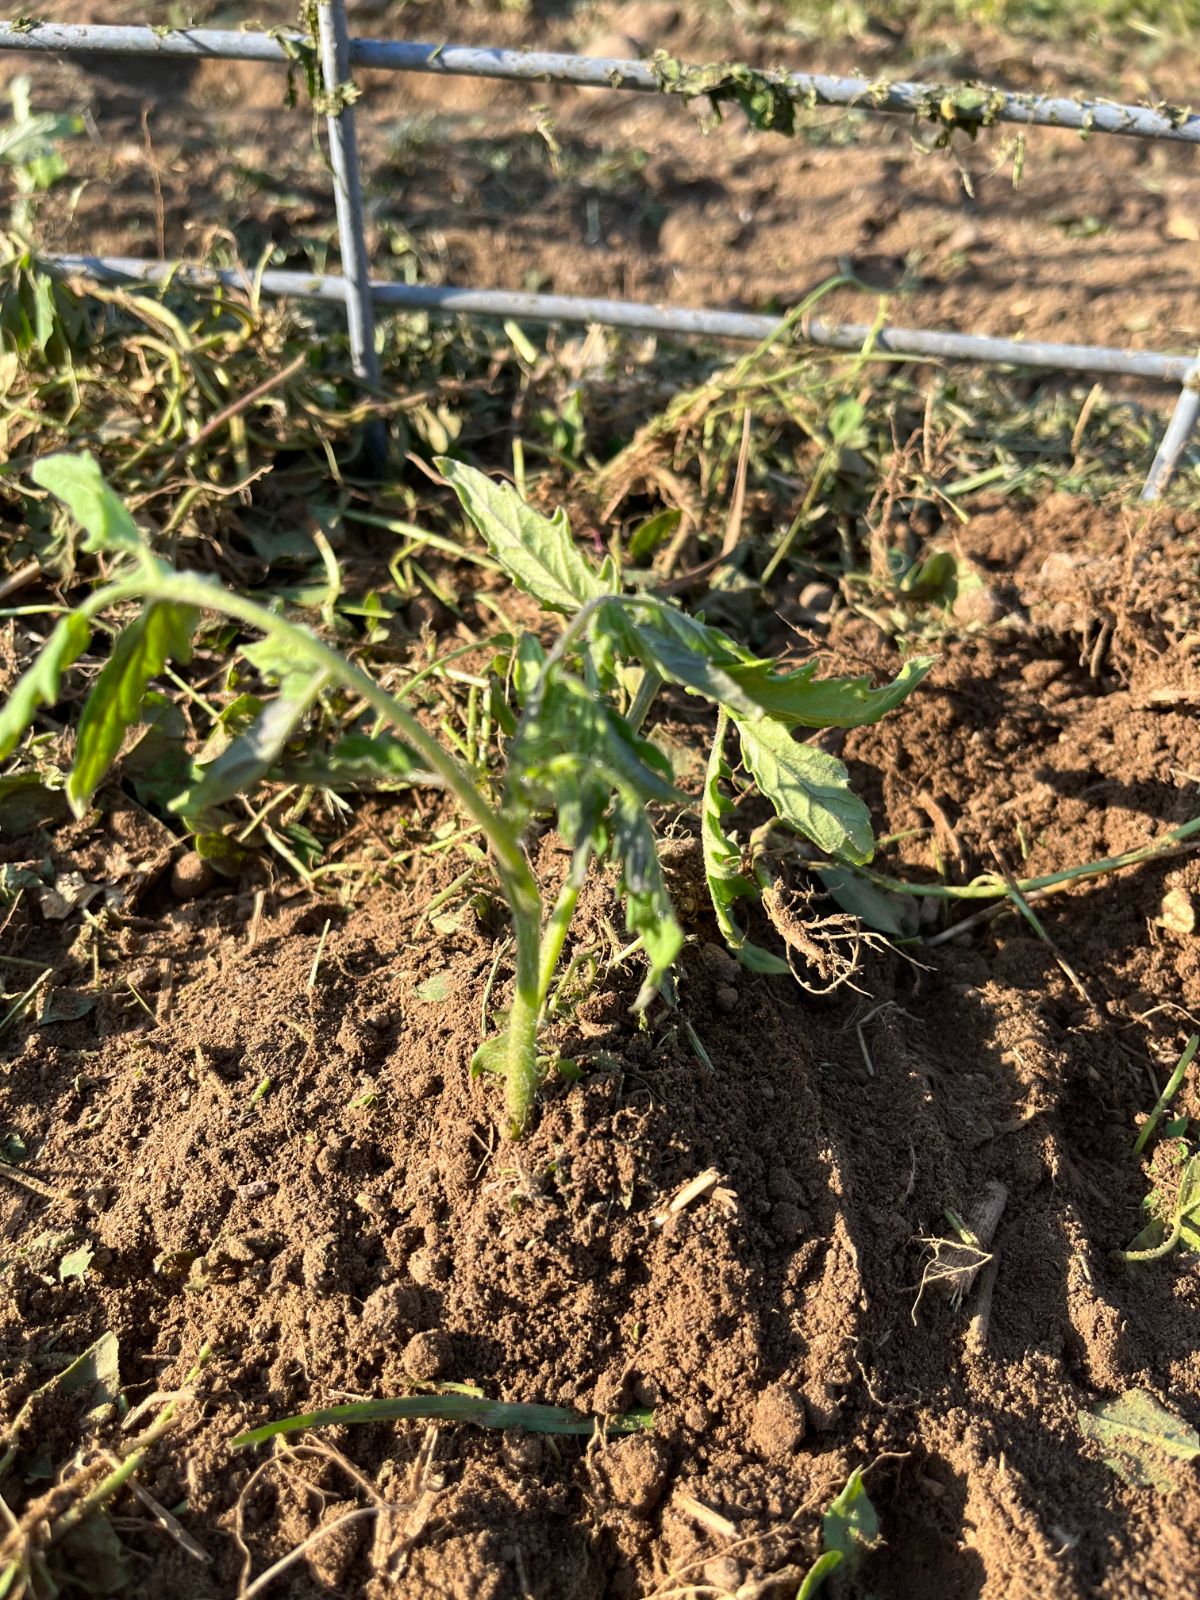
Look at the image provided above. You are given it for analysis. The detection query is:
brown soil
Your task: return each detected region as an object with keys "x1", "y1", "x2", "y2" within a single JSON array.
[{"x1": 3, "y1": 494, "x2": 1200, "y2": 1597}]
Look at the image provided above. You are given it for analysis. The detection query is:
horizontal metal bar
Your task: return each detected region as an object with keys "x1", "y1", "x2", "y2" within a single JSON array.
[
  {"x1": 45, "y1": 255, "x2": 1197, "y2": 382},
  {"x1": 1, "y1": 23, "x2": 1198, "y2": 146}
]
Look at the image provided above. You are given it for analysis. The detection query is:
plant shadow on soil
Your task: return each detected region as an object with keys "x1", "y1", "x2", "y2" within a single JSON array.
[{"x1": 1, "y1": 495, "x2": 1199, "y2": 1597}]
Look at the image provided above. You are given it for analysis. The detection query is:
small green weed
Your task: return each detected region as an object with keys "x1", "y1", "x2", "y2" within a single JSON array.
[
  {"x1": 796, "y1": 1467, "x2": 881, "y2": 1598},
  {"x1": 1118, "y1": 1035, "x2": 1200, "y2": 1265}
]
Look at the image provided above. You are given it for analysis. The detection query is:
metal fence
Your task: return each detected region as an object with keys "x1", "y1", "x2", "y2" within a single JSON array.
[{"x1": 2, "y1": 8, "x2": 1197, "y2": 497}]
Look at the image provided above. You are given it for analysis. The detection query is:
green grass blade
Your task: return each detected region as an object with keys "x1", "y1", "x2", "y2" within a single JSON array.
[
  {"x1": 1134, "y1": 1034, "x2": 1198, "y2": 1156},
  {"x1": 232, "y1": 1392, "x2": 654, "y2": 1450}
]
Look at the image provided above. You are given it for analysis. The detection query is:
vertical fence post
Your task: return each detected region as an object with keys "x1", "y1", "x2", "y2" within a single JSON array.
[
  {"x1": 1141, "y1": 362, "x2": 1200, "y2": 501},
  {"x1": 316, "y1": 0, "x2": 386, "y2": 471}
]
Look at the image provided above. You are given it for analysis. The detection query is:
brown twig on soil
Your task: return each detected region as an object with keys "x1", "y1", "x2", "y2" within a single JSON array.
[
  {"x1": 966, "y1": 1249, "x2": 1000, "y2": 1354},
  {"x1": 914, "y1": 1178, "x2": 1008, "y2": 1318},
  {"x1": 234, "y1": 1430, "x2": 442, "y2": 1598},
  {"x1": 165, "y1": 352, "x2": 308, "y2": 467},
  {"x1": 100, "y1": 1451, "x2": 209, "y2": 1563},
  {"x1": 0, "y1": 1158, "x2": 66, "y2": 1203},
  {"x1": 674, "y1": 1492, "x2": 738, "y2": 1541}
]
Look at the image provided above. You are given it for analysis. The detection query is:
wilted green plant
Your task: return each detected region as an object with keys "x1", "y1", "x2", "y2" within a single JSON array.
[
  {"x1": 796, "y1": 1466, "x2": 880, "y2": 1598},
  {"x1": 3, "y1": 454, "x2": 929, "y2": 1137}
]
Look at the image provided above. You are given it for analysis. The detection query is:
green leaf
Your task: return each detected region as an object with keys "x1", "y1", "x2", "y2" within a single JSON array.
[
  {"x1": 471, "y1": 1032, "x2": 510, "y2": 1078},
  {"x1": 232, "y1": 1390, "x2": 654, "y2": 1450},
  {"x1": 702, "y1": 712, "x2": 790, "y2": 974},
  {"x1": 610, "y1": 785, "x2": 683, "y2": 1004},
  {"x1": 68, "y1": 602, "x2": 197, "y2": 815},
  {"x1": 735, "y1": 717, "x2": 874, "y2": 864},
  {"x1": 30, "y1": 269, "x2": 55, "y2": 354},
  {"x1": 626, "y1": 607, "x2": 769, "y2": 720},
  {"x1": 622, "y1": 602, "x2": 932, "y2": 729},
  {"x1": 416, "y1": 971, "x2": 457, "y2": 1003},
  {"x1": 0, "y1": 611, "x2": 91, "y2": 760},
  {"x1": 172, "y1": 673, "x2": 325, "y2": 819},
  {"x1": 32, "y1": 452, "x2": 145, "y2": 555},
  {"x1": 1178, "y1": 1154, "x2": 1200, "y2": 1253},
  {"x1": 823, "y1": 1467, "x2": 879, "y2": 1563},
  {"x1": 795, "y1": 1468, "x2": 879, "y2": 1599},
  {"x1": 732, "y1": 654, "x2": 934, "y2": 729},
  {"x1": 322, "y1": 733, "x2": 422, "y2": 782},
  {"x1": 795, "y1": 1550, "x2": 843, "y2": 1600},
  {"x1": 437, "y1": 458, "x2": 609, "y2": 614},
  {"x1": 827, "y1": 397, "x2": 866, "y2": 446},
  {"x1": 58, "y1": 1243, "x2": 94, "y2": 1283},
  {"x1": 513, "y1": 632, "x2": 546, "y2": 703},
  {"x1": 0, "y1": 1331, "x2": 120, "y2": 1472},
  {"x1": 241, "y1": 633, "x2": 321, "y2": 696},
  {"x1": 1078, "y1": 1389, "x2": 1200, "y2": 1491},
  {"x1": 627, "y1": 507, "x2": 682, "y2": 565},
  {"x1": 817, "y1": 865, "x2": 913, "y2": 937}
]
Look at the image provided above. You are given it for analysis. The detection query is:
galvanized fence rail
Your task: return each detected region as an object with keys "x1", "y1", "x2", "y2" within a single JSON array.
[{"x1": 1, "y1": 9, "x2": 1196, "y2": 497}]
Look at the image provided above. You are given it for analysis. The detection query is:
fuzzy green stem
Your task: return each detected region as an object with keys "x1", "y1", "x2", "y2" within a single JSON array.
[
  {"x1": 502, "y1": 925, "x2": 543, "y2": 1139},
  {"x1": 498, "y1": 844, "x2": 592, "y2": 1136},
  {"x1": 858, "y1": 815, "x2": 1200, "y2": 903},
  {"x1": 81, "y1": 564, "x2": 545, "y2": 1129},
  {"x1": 537, "y1": 844, "x2": 592, "y2": 1002},
  {"x1": 1114, "y1": 1215, "x2": 1185, "y2": 1265}
]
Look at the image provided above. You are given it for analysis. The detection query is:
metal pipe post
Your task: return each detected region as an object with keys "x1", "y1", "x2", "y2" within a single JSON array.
[
  {"x1": 315, "y1": 0, "x2": 386, "y2": 471},
  {"x1": 1141, "y1": 365, "x2": 1200, "y2": 500}
]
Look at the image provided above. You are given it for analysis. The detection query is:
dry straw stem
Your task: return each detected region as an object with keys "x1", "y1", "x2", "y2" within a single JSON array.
[
  {"x1": 915, "y1": 1179, "x2": 1009, "y2": 1317},
  {"x1": 234, "y1": 1431, "x2": 442, "y2": 1598}
]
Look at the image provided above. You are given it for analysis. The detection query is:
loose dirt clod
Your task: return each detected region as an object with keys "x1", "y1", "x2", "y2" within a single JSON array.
[
  {"x1": 591, "y1": 1436, "x2": 671, "y2": 1518},
  {"x1": 400, "y1": 1331, "x2": 454, "y2": 1382}
]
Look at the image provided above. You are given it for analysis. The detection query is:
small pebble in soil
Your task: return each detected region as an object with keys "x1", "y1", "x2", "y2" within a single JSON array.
[
  {"x1": 953, "y1": 584, "x2": 1008, "y2": 627},
  {"x1": 683, "y1": 1403, "x2": 711, "y2": 1435},
  {"x1": 1158, "y1": 886, "x2": 1196, "y2": 935},
  {"x1": 361, "y1": 1281, "x2": 422, "y2": 1334},
  {"x1": 698, "y1": 942, "x2": 740, "y2": 985},
  {"x1": 406, "y1": 1245, "x2": 451, "y2": 1287},
  {"x1": 502, "y1": 1431, "x2": 545, "y2": 1474},
  {"x1": 766, "y1": 1166, "x2": 802, "y2": 1203},
  {"x1": 703, "y1": 1556, "x2": 744, "y2": 1592},
  {"x1": 169, "y1": 853, "x2": 216, "y2": 900},
  {"x1": 591, "y1": 1435, "x2": 670, "y2": 1517},
  {"x1": 804, "y1": 1377, "x2": 845, "y2": 1433},
  {"x1": 714, "y1": 984, "x2": 739, "y2": 1014},
  {"x1": 749, "y1": 1382, "x2": 807, "y2": 1458},
  {"x1": 301, "y1": 1234, "x2": 339, "y2": 1292},
  {"x1": 401, "y1": 1328, "x2": 454, "y2": 1381}
]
